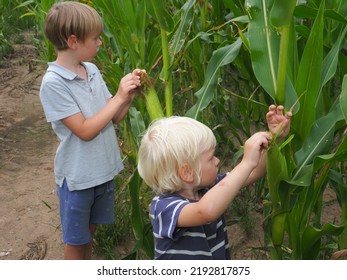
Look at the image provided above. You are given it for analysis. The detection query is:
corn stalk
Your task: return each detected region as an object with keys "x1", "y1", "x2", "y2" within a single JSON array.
[{"x1": 147, "y1": 0, "x2": 174, "y2": 117}]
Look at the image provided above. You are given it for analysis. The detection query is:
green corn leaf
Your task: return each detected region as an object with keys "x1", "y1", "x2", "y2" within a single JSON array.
[
  {"x1": 328, "y1": 170, "x2": 347, "y2": 204},
  {"x1": 222, "y1": 0, "x2": 245, "y2": 17},
  {"x1": 142, "y1": 222, "x2": 154, "y2": 258},
  {"x1": 147, "y1": 36, "x2": 162, "y2": 70},
  {"x1": 185, "y1": 31, "x2": 214, "y2": 51},
  {"x1": 287, "y1": 98, "x2": 345, "y2": 258},
  {"x1": 236, "y1": 21, "x2": 250, "y2": 51},
  {"x1": 94, "y1": 0, "x2": 144, "y2": 66},
  {"x1": 186, "y1": 38, "x2": 242, "y2": 119},
  {"x1": 122, "y1": 121, "x2": 138, "y2": 165},
  {"x1": 313, "y1": 135, "x2": 347, "y2": 172},
  {"x1": 316, "y1": 28, "x2": 347, "y2": 115},
  {"x1": 294, "y1": 0, "x2": 325, "y2": 141},
  {"x1": 340, "y1": 75, "x2": 347, "y2": 122},
  {"x1": 298, "y1": 131, "x2": 347, "y2": 234},
  {"x1": 246, "y1": 0, "x2": 279, "y2": 100},
  {"x1": 169, "y1": 0, "x2": 195, "y2": 61},
  {"x1": 321, "y1": 28, "x2": 347, "y2": 91},
  {"x1": 129, "y1": 107, "x2": 146, "y2": 145},
  {"x1": 270, "y1": 0, "x2": 296, "y2": 28},
  {"x1": 128, "y1": 169, "x2": 154, "y2": 259},
  {"x1": 147, "y1": 0, "x2": 174, "y2": 32},
  {"x1": 128, "y1": 170, "x2": 144, "y2": 241},
  {"x1": 285, "y1": 165, "x2": 313, "y2": 188},
  {"x1": 294, "y1": 5, "x2": 347, "y2": 25},
  {"x1": 122, "y1": 222, "x2": 154, "y2": 260},
  {"x1": 294, "y1": 102, "x2": 344, "y2": 178},
  {"x1": 301, "y1": 223, "x2": 347, "y2": 259}
]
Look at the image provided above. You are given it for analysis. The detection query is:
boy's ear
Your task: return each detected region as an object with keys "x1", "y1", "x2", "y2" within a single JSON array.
[
  {"x1": 178, "y1": 164, "x2": 194, "y2": 183},
  {"x1": 67, "y1": 35, "x2": 78, "y2": 49}
]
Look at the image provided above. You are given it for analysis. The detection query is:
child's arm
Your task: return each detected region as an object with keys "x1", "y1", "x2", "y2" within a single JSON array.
[
  {"x1": 61, "y1": 69, "x2": 142, "y2": 141},
  {"x1": 177, "y1": 132, "x2": 271, "y2": 227}
]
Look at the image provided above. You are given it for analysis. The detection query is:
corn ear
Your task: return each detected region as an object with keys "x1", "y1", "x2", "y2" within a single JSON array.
[
  {"x1": 271, "y1": 212, "x2": 287, "y2": 259},
  {"x1": 266, "y1": 142, "x2": 288, "y2": 204},
  {"x1": 145, "y1": 85, "x2": 164, "y2": 121},
  {"x1": 266, "y1": 135, "x2": 293, "y2": 259},
  {"x1": 139, "y1": 72, "x2": 164, "y2": 122}
]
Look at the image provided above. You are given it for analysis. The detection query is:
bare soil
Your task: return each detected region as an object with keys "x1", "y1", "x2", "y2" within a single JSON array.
[
  {"x1": 0, "y1": 36, "x2": 63, "y2": 260},
  {"x1": 0, "y1": 34, "x2": 342, "y2": 261}
]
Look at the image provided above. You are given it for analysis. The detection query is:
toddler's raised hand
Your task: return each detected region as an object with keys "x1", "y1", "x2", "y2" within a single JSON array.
[{"x1": 266, "y1": 105, "x2": 292, "y2": 138}]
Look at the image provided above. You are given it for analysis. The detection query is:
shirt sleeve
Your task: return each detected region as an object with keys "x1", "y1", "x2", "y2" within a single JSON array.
[
  {"x1": 40, "y1": 73, "x2": 81, "y2": 122},
  {"x1": 151, "y1": 196, "x2": 190, "y2": 240}
]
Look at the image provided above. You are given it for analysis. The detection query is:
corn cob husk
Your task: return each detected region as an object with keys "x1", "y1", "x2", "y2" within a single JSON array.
[{"x1": 139, "y1": 72, "x2": 164, "y2": 122}]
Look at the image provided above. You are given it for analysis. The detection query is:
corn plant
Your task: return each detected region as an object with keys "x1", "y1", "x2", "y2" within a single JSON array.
[
  {"x1": 16, "y1": 0, "x2": 56, "y2": 62},
  {"x1": 245, "y1": 0, "x2": 347, "y2": 259}
]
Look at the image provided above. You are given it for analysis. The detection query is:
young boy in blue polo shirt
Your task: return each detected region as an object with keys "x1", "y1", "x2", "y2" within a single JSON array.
[
  {"x1": 137, "y1": 106, "x2": 291, "y2": 259},
  {"x1": 40, "y1": 1, "x2": 144, "y2": 259}
]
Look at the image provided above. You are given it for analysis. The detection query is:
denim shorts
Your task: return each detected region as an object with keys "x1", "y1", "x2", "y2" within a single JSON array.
[{"x1": 57, "y1": 179, "x2": 115, "y2": 246}]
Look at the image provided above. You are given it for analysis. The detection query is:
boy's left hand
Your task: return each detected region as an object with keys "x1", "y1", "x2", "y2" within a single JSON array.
[
  {"x1": 117, "y1": 69, "x2": 145, "y2": 100},
  {"x1": 266, "y1": 105, "x2": 292, "y2": 138},
  {"x1": 130, "y1": 69, "x2": 146, "y2": 95}
]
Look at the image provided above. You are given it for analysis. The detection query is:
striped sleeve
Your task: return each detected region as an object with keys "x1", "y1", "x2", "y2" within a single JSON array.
[{"x1": 150, "y1": 195, "x2": 189, "y2": 240}]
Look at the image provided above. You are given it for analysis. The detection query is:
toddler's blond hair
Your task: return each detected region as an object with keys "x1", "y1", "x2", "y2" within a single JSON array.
[{"x1": 138, "y1": 116, "x2": 216, "y2": 194}]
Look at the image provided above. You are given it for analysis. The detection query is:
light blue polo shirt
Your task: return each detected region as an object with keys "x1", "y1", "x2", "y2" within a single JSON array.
[{"x1": 40, "y1": 62, "x2": 124, "y2": 191}]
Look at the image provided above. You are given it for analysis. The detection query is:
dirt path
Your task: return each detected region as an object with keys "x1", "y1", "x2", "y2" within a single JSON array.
[{"x1": 0, "y1": 38, "x2": 63, "y2": 260}]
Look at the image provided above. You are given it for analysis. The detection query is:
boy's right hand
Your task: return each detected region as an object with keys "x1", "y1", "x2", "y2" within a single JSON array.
[{"x1": 242, "y1": 132, "x2": 271, "y2": 169}]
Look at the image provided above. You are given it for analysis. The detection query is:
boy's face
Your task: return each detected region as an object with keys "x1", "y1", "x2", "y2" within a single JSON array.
[
  {"x1": 199, "y1": 148, "x2": 220, "y2": 187},
  {"x1": 77, "y1": 33, "x2": 102, "y2": 60}
]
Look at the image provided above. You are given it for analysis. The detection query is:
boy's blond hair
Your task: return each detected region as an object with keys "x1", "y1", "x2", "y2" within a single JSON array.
[
  {"x1": 138, "y1": 116, "x2": 216, "y2": 194},
  {"x1": 44, "y1": 1, "x2": 103, "y2": 50}
]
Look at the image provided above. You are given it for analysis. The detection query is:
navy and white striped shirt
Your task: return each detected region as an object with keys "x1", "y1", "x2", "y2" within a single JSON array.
[{"x1": 150, "y1": 174, "x2": 230, "y2": 260}]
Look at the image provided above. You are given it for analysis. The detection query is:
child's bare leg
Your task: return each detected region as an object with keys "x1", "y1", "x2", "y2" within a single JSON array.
[
  {"x1": 84, "y1": 224, "x2": 97, "y2": 259},
  {"x1": 64, "y1": 224, "x2": 97, "y2": 260},
  {"x1": 64, "y1": 243, "x2": 89, "y2": 260}
]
